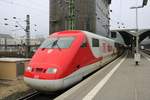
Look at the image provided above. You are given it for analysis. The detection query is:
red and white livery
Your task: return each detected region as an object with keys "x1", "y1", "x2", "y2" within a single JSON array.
[{"x1": 24, "y1": 30, "x2": 124, "y2": 92}]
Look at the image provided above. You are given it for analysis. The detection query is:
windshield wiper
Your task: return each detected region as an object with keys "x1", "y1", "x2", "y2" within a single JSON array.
[{"x1": 51, "y1": 38, "x2": 61, "y2": 51}]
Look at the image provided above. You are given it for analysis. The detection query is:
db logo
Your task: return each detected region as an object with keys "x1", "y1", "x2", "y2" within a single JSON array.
[{"x1": 34, "y1": 75, "x2": 39, "y2": 79}]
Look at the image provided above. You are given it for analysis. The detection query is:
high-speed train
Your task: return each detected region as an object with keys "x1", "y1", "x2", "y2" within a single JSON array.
[{"x1": 24, "y1": 30, "x2": 125, "y2": 92}]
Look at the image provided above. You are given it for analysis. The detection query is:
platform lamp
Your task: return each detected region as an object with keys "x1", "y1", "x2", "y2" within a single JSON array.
[
  {"x1": 142, "y1": 0, "x2": 148, "y2": 7},
  {"x1": 130, "y1": 0, "x2": 148, "y2": 65}
]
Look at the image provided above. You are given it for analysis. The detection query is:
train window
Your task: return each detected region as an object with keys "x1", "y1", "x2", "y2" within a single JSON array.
[
  {"x1": 81, "y1": 39, "x2": 87, "y2": 48},
  {"x1": 40, "y1": 37, "x2": 75, "y2": 49},
  {"x1": 111, "y1": 32, "x2": 117, "y2": 38},
  {"x1": 92, "y1": 38, "x2": 99, "y2": 47}
]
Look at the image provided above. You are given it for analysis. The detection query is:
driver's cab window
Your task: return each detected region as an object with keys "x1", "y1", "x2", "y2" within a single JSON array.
[{"x1": 81, "y1": 38, "x2": 87, "y2": 48}]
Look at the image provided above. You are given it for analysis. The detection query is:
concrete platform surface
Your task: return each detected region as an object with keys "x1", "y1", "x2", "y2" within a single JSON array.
[{"x1": 55, "y1": 52, "x2": 150, "y2": 100}]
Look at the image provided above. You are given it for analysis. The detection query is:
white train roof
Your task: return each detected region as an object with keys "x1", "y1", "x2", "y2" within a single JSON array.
[{"x1": 81, "y1": 31, "x2": 114, "y2": 42}]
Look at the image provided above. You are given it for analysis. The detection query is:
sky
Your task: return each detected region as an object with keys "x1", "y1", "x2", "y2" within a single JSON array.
[
  {"x1": 110, "y1": 0, "x2": 150, "y2": 30},
  {"x1": 0, "y1": 0, "x2": 49, "y2": 38},
  {"x1": 0, "y1": 0, "x2": 150, "y2": 39}
]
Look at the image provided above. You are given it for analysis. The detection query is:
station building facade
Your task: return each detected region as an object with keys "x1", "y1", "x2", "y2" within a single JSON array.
[{"x1": 50, "y1": 0, "x2": 111, "y2": 37}]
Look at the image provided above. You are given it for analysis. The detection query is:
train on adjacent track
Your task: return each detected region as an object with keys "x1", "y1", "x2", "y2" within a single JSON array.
[{"x1": 24, "y1": 30, "x2": 125, "y2": 92}]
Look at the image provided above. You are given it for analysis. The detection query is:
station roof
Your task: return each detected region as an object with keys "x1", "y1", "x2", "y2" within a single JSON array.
[
  {"x1": 117, "y1": 31, "x2": 133, "y2": 45},
  {"x1": 111, "y1": 29, "x2": 150, "y2": 45},
  {"x1": 139, "y1": 30, "x2": 150, "y2": 42},
  {"x1": 111, "y1": 30, "x2": 134, "y2": 45}
]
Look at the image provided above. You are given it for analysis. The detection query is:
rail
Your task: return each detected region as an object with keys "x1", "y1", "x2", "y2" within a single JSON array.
[{"x1": 16, "y1": 91, "x2": 39, "y2": 100}]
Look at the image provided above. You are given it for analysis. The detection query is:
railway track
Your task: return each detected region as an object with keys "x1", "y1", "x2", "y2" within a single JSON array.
[
  {"x1": 16, "y1": 90, "x2": 65, "y2": 100},
  {"x1": 17, "y1": 91, "x2": 40, "y2": 100},
  {"x1": 142, "y1": 49, "x2": 150, "y2": 55}
]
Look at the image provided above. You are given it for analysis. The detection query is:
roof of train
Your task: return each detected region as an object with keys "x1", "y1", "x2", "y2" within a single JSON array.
[
  {"x1": 50, "y1": 30, "x2": 125, "y2": 45},
  {"x1": 82, "y1": 30, "x2": 114, "y2": 42}
]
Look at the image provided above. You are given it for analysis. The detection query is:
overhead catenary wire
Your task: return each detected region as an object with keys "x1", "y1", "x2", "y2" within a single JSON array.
[
  {"x1": 21, "y1": 0, "x2": 49, "y2": 12},
  {"x1": 0, "y1": 1, "x2": 49, "y2": 22},
  {"x1": 0, "y1": 0, "x2": 48, "y2": 12},
  {"x1": 110, "y1": 0, "x2": 127, "y2": 28},
  {"x1": 0, "y1": 0, "x2": 48, "y2": 38},
  {"x1": 0, "y1": 16, "x2": 38, "y2": 36},
  {"x1": 0, "y1": 0, "x2": 48, "y2": 14},
  {"x1": 29, "y1": 0, "x2": 49, "y2": 8}
]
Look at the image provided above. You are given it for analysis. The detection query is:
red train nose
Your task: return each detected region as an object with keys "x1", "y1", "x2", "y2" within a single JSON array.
[
  {"x1": 24, "y1": 66, "x2": 59, "y2": 80},
  {"x1": 24, "y1": 77, "x2": 64, "y2": 91},
  {"x1": 26, "y1": 66, "x2": 58, "y2": 74}
]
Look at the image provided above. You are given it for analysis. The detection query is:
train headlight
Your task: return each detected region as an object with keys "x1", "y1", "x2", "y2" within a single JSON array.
[
  {"x1": 26, "y1": 66, "x2": 32, "y2": 72},
  {"x1": 46, "y1": 68, "x2": 57, "y2": 74}
]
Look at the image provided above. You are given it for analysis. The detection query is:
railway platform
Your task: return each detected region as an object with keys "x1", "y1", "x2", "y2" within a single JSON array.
[{"x1": 55, "y1": 51, "x2": 150, "y2": 100}]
